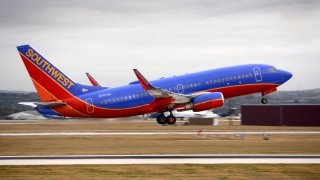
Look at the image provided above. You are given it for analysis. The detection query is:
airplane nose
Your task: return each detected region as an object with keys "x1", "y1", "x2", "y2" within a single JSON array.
[{"x1": 280, "y1": 70, "x2": 293, "y2": 82}]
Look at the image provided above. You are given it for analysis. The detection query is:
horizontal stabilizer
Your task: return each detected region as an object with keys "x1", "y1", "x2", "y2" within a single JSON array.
[{"x1": 19, "y1": 101, "x2": 66, "y2": 107}]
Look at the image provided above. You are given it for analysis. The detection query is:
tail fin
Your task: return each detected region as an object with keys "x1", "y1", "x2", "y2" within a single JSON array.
[{"x1": 17, "y1": 45, "x2": 103, "y2": 102}]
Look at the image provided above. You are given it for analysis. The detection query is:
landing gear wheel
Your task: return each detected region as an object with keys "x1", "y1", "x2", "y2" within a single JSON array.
[
  {"x1": 166, "y1": 115, "x2": 176, "y2": 125},
  {"x1": 261, "y1": 98, "x2": 268, "y2": 104},
  {"x1": 156, "y1": 115, "x2": 167, "y2": 124}
]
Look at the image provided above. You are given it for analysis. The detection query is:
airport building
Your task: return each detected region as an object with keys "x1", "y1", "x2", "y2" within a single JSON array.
[{"x1": 241, "y1": 105, "x2": 320, "y2": 126}]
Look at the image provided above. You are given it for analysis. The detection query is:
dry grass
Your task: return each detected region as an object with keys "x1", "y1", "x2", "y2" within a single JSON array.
[
  {"x1": 1, "y1": 119, "x2": 320, "y2": 133},
  {"x1": 0, "y1": 134, "x2": 320, "y2": 155},
  {"x1": 1, "y1": 120, "x2": 319, "y2": 179},
  {"x1": 0, "y1": 164, "x2": 319, "y2": 180},
  {"x1": 0, "y1": 119, "x2": 320, "y2": 155}
]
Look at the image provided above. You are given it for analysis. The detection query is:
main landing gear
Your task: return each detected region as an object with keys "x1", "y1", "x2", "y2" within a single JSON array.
[
  {"x1": 156, "y1": 113, "x2": 176, "y2": 125},
  {"x1": 261, "y1": 97, "x2": 269, "y2": 104}
]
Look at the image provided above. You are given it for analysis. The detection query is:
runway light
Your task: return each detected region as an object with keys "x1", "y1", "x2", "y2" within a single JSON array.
[{"x1": 263, "y1": 133, "x2": 269, "y2": 140}]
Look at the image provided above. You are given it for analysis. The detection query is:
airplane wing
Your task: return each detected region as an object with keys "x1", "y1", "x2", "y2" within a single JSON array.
[
  {"x1": 86, "y1": 72, "x2": 102, "y2": 87},
  {"x1": 133, "y1": 69, "x2": 224, "y2": 113},
  {"x1": 133, "y1": 69, "x2": 193, "y2": 104}
]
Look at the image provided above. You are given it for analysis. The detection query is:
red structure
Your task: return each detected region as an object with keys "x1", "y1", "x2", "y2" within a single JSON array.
[{"x1": 241, "y1": 105, "x2": 320, "y2": 126}]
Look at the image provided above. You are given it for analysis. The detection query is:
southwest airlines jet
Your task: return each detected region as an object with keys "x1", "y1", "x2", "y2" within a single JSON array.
[{"x1": 17, "y1": 45, "x2": 292, "y2": 124}]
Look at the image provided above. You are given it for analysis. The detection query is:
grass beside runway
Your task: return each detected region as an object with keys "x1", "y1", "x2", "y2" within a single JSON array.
[
  {"x1": 1, "y1": 119, "x2": 320, "y2": 133},
  {"x1": 1, "y1": 120, "x2": 320, "y2": 155},
  {"x1": 1, "y1": 134, "x2": 320, "y2": 155},
  {"x1": 0, "y1": 164, "x2": 319, "y2": 179}
]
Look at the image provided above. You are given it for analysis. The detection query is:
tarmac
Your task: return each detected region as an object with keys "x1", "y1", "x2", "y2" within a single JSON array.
[
  {"x1": 1, "y1": 154, "x2": 320, "y2": 165},
  {"x1": 1, "y1": 131, "x2": 320, "y2": 136}
]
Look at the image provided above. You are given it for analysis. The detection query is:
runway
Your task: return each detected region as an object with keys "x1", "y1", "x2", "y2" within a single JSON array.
[
  {"x1": 1, "y1": 154, "x2": 319, "y2": 165},
  {"x1": 1, "y1": 131, "x2": 320, "y2": 136}
]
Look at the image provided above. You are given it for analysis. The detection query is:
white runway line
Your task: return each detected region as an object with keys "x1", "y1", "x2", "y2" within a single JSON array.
[
  {"x1": 0, "y1": 131, "x2": 320, "y2": 136},
  {"x1": 1, "y1": 154, "x2": 320, "y2": 165},
  {"x1": 2, "y1": 158, "x2": 320, "y2": 165}
]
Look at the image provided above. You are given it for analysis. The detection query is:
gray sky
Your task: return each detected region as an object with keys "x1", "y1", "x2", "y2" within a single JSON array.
[{"x1": 0, "y1": 0, "x2": 319, "y2": 91}]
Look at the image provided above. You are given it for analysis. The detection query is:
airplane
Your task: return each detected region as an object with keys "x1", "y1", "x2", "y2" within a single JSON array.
[{"x1": 16, "y1": 45, "x2": 292, "y2": 124}]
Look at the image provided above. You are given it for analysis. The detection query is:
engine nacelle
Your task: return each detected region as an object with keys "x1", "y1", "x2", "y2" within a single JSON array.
[
  {"x1": 174, "y1": 92, "x2": 224, "y2": 112},
  {"x1": 192, "y1": 92, "x2": 224, "y2": 112}
]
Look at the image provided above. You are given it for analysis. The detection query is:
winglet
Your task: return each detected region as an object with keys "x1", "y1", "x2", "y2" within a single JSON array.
[
  {"x1": 133, "y1": 69, "x2": 157, "y2": 90},
  {"x1": 86, "y1": 72, "x2": 102, "y2": 87}
]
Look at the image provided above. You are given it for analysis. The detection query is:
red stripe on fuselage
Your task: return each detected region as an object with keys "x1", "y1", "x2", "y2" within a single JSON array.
[{"x1": 206, "y1": 83, "x2": 278, "y2": 98}]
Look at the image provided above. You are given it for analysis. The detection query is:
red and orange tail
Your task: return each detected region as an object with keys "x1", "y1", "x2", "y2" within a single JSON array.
[{"x1": 17, "y1": 45, "x2": 103, "y2": 102}]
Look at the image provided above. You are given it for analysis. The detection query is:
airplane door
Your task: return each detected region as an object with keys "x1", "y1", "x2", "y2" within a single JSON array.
[
  {"x1": 253, "y1": 67, "x2": 262, "y2": 82},
  {"x1": 177, "y1": 84, "x2": 184, "y2": 93},
  {"x1": 85, "y1": 98, "x2": 94, "y2": 113}
]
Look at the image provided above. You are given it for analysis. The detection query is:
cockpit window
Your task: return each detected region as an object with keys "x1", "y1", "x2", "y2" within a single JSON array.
[{"x1": 268, "y1": 67, "x2": 278, "y2": 72}]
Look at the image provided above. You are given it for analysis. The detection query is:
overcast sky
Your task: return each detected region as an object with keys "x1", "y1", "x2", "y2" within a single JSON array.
[{"x1": 0, "y1": 0, "x2": 319, "y2": 91}]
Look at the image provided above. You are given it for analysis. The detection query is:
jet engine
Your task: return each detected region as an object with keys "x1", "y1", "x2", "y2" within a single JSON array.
[{"x1": 174, "y1": 92, "x2": 224, "y2": 112}]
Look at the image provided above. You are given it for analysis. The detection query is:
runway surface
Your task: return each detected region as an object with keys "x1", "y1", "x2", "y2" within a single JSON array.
[
  {"x1": 1, "y1": 131, "x2": 320, "y2": 136},
  {"x1": 1, "y1": 154, "x2": 320, "y2": 165}
]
